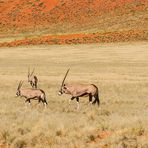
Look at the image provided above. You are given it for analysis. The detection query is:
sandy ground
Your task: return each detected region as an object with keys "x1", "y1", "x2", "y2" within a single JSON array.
[{"x1": 0, "y1": 42, "x2": 148, "y2": 147}]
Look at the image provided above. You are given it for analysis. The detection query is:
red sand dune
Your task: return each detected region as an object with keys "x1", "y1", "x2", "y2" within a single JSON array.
[
  {"x1": 0, "y1": 0, "x2": 147, "y2": 46},
  {"x1": 0, "y1": 30, "x2": 147, "y2": 47},
  {"x1": 1, "y1": 0, "x2": 147, "y2": 33}
]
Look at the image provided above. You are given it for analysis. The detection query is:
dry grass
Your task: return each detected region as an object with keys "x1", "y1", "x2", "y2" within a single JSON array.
[{"x1": 0, "y1": 42, "x2": 148, "y2": 148}]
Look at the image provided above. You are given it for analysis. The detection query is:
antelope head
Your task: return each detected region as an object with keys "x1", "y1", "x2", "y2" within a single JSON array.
[
  {"x1": 16, "y1": 81, "x2": 23, "y2": 96},
  {"x1": 28, "y1": 68, "x2": 35, "y2": 82},
  {"x1": 58, "y1": 69, "x2": 70, "y2": 95}
]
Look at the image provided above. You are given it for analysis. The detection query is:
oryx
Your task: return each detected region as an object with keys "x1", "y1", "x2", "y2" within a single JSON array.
[
  {"x1": 28, "y1": 68, "x2": 38, "y2": 89},
  {"x1": 16, "y1": 81, "x2": 47, "y2": 107},
  {"x1": 58, "y1": 69, "x2": 100, "y2": 110}
]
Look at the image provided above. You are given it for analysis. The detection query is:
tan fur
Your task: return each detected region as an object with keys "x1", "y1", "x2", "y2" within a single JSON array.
[
  {"x1": 59, "y1": 69, "x2": 100, "y2": 110},
  {"x1": 28, "y1": 68, "x2": 38, "y2": 88},
  {"x1": 19, "y1": 88, "x2": 44, "y2": 99},
  {"x1": 16, "y1": 81, "x2": 47, "y2": 106},
  {"x1": 62, "y1": 84, "x2": 97, "y2": 97}
]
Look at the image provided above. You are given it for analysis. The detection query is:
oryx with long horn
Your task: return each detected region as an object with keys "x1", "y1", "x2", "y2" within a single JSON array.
[
  {"x1": 58, "y1": 69, "x2": 100, "y2": 110},
  {"x1": 28, "y1": 68, "x2": 38, "y2": 89},
  {"x1": 16, "y1": 81, "x2": 47, "y2": 107}
]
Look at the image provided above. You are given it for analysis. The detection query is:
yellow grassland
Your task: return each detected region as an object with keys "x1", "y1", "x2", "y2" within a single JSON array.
[{"x1": 0, "y1": 42, "x2": 148, "y2": 147}]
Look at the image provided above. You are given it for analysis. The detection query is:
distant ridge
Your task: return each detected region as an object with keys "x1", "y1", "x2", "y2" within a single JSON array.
[{"x1": 0, "y1": 0, "x2": 147, "y2": 35}]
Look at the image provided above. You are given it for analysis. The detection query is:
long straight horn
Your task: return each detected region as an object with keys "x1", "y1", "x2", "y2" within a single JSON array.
[
  {"x1": 28, "y1": 67, "x2": 30, "y2": 76},
  {"x1": 30, "y1": 68, "x2": 35, "y2": 76},
  {"x1": 61, "y1": 68, "x2": 70, "y2": 87},
  {"x1": 18, "y1": 81, "x2": 23, "y2": 90},
  {"x1": 20, "y1": 81, "x2": 23, "y2": 89},
  {"x1": 17, "y1": 81, "x2": 21, "y2": 90}
]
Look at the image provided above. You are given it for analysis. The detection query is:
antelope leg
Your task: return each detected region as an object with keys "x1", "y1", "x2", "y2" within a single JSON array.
[
  {"x1": 76, "y1": 97, "x2": 80, "y2": 110},
  {"x1": 25, "y1": 99, "x2": 31, "y2": 106},
  {"x1": 44, "y1": 102, "x2": 47, "y2": 108},
  {"x1": 89, "y1": 94, "x2": 93, "y2": 108},
  {"x1": 69, "y1": 96, "x2": 75, "y2": 105}
]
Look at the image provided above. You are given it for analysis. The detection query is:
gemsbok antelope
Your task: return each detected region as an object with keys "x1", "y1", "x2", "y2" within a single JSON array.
[
  {"x1": 58, "y1": 69, "x2": 100, "y2": 110},
  {"x1": 16, "y1": 81, "x2": 48, "y2": 107},
  {"x1": 28, "y1": 68, "x2": 38, "y2": 89}
]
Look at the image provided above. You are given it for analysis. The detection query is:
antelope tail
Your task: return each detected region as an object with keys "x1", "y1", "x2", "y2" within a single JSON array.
[
  {"x1": 41, "y1": 90, "x2": 48, "y2": 105},
  {"x1": 44, "y1": 92, "x2": 48, "y2": 105},
  {"x1": 91, "y1": 84, "x2": 100, "y2": 106},
  {"x1": 44, "y1": 94, "x2": 48, "y2": 105}
]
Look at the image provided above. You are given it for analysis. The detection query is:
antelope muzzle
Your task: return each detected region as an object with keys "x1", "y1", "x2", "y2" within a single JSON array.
[{"x1": 58, "y1": 90, "x2": 63, "y2": 95}]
